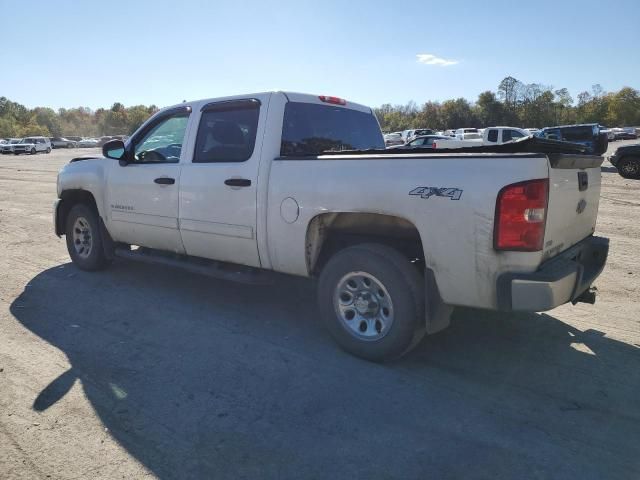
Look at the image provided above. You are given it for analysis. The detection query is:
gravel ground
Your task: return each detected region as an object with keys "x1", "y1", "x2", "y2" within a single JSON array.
[{"x1": 0, "y1": 143, "x2": 639, "y2": 479}]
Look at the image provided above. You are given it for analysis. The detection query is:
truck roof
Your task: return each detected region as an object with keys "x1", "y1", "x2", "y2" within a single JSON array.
[{"x1": 164, "y1": 91, "x2": 373, "y2": 115}]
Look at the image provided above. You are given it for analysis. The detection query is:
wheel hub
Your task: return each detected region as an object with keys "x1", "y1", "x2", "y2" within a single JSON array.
[
  {"x1": 72, "y1": 217, "x2": 93, "y2": 258},
  {"x1": 334, "y1": 272, "x2": 394, "y2": 340}
]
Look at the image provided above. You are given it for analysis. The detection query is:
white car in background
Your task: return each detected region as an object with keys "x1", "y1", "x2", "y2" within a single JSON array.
[
  {"x1": 1, "y1": 138, "x2": 23, "y2": 154},
  {"x1": 13, "y1": 136, "x2": 52, "y2": 155},
  {"x1": 454, "y1": 128, "x2": 481, "y2": 140},
  {"x1": 383, "y1": 132, "x2": 404, "y2": 147},
  {"x1": 77, "y1": 138, "x2": 100, "y2": 148}
]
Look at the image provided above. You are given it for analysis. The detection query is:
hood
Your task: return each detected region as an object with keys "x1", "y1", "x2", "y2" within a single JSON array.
[{"x1": 69, "y1": 156, "x2": 101, "y2": 163}]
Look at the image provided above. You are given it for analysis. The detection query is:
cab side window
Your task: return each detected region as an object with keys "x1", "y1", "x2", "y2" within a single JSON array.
[
  {"x1": 193, "y1": 100, "x2": 260, "y2": 163},
  {"x1": 487, "y1": 129, "x2": 498, "y2": 142}
]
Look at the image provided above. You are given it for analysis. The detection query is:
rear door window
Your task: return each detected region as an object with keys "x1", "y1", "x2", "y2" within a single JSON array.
[
  {"x1": 281, "y1": 102, "x2": 384, "y2": 156},
  {"x1": 487, "y1": 129, "x2": 498, "y2": 142},
  {"x1": 194, "y1": 100, "x2": 260, "y2": 163}
]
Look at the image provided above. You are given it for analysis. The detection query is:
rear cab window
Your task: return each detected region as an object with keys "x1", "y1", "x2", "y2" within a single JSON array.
[{"x1": 280, "y1": 102, "x2": 384, "y2": 156}]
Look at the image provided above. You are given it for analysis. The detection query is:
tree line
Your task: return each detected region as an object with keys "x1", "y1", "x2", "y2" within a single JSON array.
[
  {"x1": 1, "y1": 75, "x2": 639, "y2": 138},
  {"x1": 0, "y1": 98, "x2": 158, "y2": 138},
  {"x1": 374, "y1": 76, "x2": 640, "y2": 132}
]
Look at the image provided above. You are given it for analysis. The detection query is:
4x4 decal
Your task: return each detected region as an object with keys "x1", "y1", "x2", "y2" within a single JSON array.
[{"x1": 409, "y1": 187, "x2": 463, "y2": 201}]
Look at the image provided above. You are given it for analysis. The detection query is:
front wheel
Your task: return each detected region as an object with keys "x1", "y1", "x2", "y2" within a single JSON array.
[
  {"x1": 46, "y1": 147, "x2": 51, "y2": 153},
  {"x1": 617, "y1": 157, "x2": 640, "y2": 179},
  {"x1": 30, "y1": 148, "x2": 36, "y2": 154},
  {"x1": 65, "y1": 204, "x2": 110, "y2": 271},
  {"x1": 318, "y1": 243, "x2": 425, "y2": 362}
]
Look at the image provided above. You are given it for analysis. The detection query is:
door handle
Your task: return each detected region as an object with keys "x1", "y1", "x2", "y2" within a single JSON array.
[
  {"x1": 154, "y1": 177, "x2": 175, "y2": 185},
  {"x1": 224, "y1": 178, "x2": 251, "y2": 187}
]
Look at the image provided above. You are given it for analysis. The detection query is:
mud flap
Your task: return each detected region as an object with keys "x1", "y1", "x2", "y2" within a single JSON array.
[{"x1": 425, "y1": 269, "x2": 453, "y2": 334}]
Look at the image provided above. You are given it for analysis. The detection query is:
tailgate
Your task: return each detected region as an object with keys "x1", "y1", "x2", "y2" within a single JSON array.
[{"x1": 543, "y1": 154, "x2": 604, "y2": 261}]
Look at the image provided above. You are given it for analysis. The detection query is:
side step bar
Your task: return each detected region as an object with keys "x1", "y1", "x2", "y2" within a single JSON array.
[{"x1": 114, "y1": 247, "x2": 274, "y2": 285}]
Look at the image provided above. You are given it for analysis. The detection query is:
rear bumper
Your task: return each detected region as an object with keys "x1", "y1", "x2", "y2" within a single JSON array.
[{"x1": 497, "y1": 236, "x2": 609, "y2": 311}]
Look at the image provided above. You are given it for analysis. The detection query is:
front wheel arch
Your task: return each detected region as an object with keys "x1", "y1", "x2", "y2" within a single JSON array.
[{"x1": 56, "y1": 190, "x2": 100, "y2": 236}]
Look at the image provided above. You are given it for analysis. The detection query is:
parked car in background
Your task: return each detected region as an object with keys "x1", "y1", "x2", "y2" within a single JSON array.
[
  {"x1": 617, "y1": 127, "x2": 638, "y2": 140},
  {"x1": 383, "y1": 132, "x2": 404, "y2": 147},
  {"x1": 77, "y1": 138, "x2": 100, "y2": 148},
  {"x1": 454, "y1": 128, "x2": 481, "y2": 140},
  {"x1": 50, "y1": 137, "x2": 78, "y2": 148},
  {"x1": 525, "y1": 128, "x2": 539, "y2": 136},
  {"x1": 13, "y1": 137, "x2": 52, "y2": 155},
  {"x1": 598, "y1": 127, "x2": 616, "y2": 141},
  {"x1": 484, "y1": 126, "x2": 529, "y2": 144},
  {"x1": 537, "y1": 124, "x2": 607, "y2": 155},
  {"x1": 97, "y1": 136, "x2": 116, "y2": 147},
  {"x1": 443, "y1": 129, "x2": 456, "y2": 137},
  {"x1": 425, "y1": 127, "x2": 528, "y2": 149},
  {"x1": 65, "y1": 136, "x2": 83, "y2": 142},
  {"x1": 609, "y1": 143, "x2": 640, "y2": 179},
  {"x1": 1, "y1": 138, "x2": 23, "y2": 154},
  {"x1": 397, "y1": 135, "x2": 452, "y2": 149},
  {"x1": 403, "y1": 128, "x2": 435, "y2": 142}
]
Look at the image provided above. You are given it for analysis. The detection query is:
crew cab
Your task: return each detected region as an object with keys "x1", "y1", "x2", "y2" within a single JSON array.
[
  {"x1": 54, "y1": 91, "x2": 608, "y2": 361},
  {"x1": 432, "y1": 126, "x2": 530, "y2": 149}
]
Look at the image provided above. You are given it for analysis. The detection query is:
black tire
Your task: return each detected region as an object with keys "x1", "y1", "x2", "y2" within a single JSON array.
[
  {"x1": 318, "y1": 243, "x2": 425, "y2": 362},
  {"x1": 617, "y1": 157, "x2": 640, "y2": 179},
  {"x1": 30, "y1": 147, "x2": 36, "y2": 155},
  {"x1": 46, "y1": 147, "x2": 51, "y2": 153},
  {"x1": 65, "y1": 204, "x2": 110, "y2": 271}
]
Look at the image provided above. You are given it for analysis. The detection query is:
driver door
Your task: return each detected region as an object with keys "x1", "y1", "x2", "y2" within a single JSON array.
[{"x1": 106, "y1": 107, "x2": 191, "y2": 253}]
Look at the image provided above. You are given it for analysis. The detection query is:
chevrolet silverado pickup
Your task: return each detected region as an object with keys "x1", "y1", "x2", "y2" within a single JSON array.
[{"x1": 54, "y1": 92, "x2": 609, "y2": 361}]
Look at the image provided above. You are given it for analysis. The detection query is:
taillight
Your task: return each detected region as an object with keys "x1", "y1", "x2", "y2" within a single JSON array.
[
  {"x1": 494, "y1": 179, "x2": 548, "y2": 251},
  {"x1": 319, "y1": 95, "x2": 347, "y2": 106},
  {"x1": 432, "y1": 142, "x2": 437, "y2": 149}
]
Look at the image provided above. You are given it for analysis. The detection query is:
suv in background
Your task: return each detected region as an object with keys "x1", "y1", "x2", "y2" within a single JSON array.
[
  {"x1": 609, "y1": 143, "x2": 640, "y2": 179},
  {"x1": 13, "y1": 137, "x2": 52, "y2": 155},
  {"x1": 537, "y1": 124, "x2": 608, "y2": 155}
]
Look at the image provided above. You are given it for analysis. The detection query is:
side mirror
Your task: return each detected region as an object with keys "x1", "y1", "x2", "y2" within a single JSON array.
[{"x1": 103, "y1": 139, "x2": 127, "y2": 163}]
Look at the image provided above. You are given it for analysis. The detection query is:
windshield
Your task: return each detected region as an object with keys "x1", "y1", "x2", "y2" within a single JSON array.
[{"x1": 281, "y1": 102, "x2": 384, "y2": 155}]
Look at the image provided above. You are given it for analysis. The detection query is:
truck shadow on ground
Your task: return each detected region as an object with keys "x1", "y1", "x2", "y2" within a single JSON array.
[{"x1": 10, "y1": 262, "x2": 640, "y2": 479}]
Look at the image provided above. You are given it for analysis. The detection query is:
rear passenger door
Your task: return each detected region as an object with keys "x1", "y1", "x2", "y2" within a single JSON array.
[{"x1": 178, "y1": 96, "x2": 268, "y2": 268}]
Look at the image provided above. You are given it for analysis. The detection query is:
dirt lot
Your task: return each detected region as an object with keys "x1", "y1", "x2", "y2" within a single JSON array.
[{"x1": 0, "y1": 144, "x2": 639, "y2": 479}]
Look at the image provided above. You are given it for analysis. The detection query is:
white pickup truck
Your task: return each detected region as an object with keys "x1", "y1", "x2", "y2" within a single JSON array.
[
  {"x1": 54, "y1": 92, "x2": 609, "y2": 361},
  {"x1": 441, "y1": 127, "x2": 530, "y2": 148}
]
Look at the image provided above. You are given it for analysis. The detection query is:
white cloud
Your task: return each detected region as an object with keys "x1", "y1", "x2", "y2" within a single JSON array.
[{"x1": 416, "y1": 53, "x2": 459, "y2": 67}]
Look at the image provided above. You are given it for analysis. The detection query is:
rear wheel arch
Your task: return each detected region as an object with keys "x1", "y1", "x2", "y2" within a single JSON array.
[{"x1": 305, "y1": 212, "x2": 426, "y2": 276}]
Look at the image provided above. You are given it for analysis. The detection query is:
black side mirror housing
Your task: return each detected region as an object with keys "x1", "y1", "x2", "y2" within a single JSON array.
[{"x1": 102, "y1": 139, "x2": 127, "y2": 163}]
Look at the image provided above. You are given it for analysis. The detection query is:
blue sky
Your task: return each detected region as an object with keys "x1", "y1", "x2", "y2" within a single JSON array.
[{"x1": 1, "y1": 0, "x2": 638, "y2": 110}]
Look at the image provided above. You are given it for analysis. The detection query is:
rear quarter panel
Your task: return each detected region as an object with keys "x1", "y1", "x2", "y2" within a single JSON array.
[{"x1": 266, "y1": 153, "x2": 549, "y2": 309}]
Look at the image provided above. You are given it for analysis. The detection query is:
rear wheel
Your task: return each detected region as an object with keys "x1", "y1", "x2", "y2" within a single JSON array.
[
  {"x1": 617, "y1": 157, "x2": 640, "y2": 179},
  {"x1": 65, "y1": 204, "x2": 110, "y2": 271},
  {"x1": 46, "y1": 147, "x2": 51, "y2": 153},
  {"x1": 318, "y1": 243, "x2": 425, "y2": 362},
  {"x1": 30, "y1": 147, "x2": 36, "y2": 154}
]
